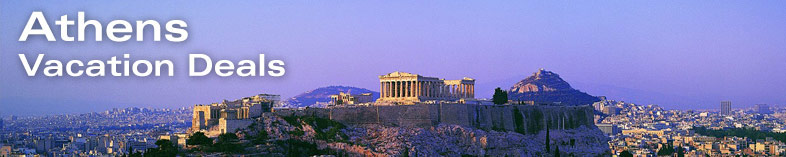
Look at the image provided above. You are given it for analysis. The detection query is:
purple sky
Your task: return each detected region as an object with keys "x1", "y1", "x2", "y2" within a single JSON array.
[{"x1": 2, "y1": 1, "x2": 785, "y2": 115}]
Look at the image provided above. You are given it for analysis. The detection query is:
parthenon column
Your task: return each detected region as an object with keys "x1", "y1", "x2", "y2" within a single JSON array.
[
  {"x1": 391, "y1": 82, "x2": 395, "y2": 98},
  {"x1": 384, "y1": 82, "x2": 388, "y2": 98},
  {"x1": 415, "y1": 81, "x2": 419, "y2": 97},
  {"x1": 389, "y1": 82, "x2": 393, "y2": 98},
  {"x1": 394, "y1": 81, "x2": 401, "y2": 97},
  {"x1": 385, "y1": 81, "x2": 390, "y2": 97},
  {"x1": 418, "y1": 81, "x2": 422, "y2": 97},
  {"x1": 409, "y1": 81, "x2": 414, "y2": 97},
  {"x1": 469, "y1": 84, "x2": 475, "y2": 98},
  {"x1": 426, "y1": 82, "x2": 431, "y2": 97},
  {"x1": 407, "y1": 81, "x2": 413, "y2": 97},
  {"x1": 391, "y1": 81, "x2": 395, "y2": 98},
  {"x1": 428, "y1": 82, "x2": 432, "y2": 97},
  {"x1": 451, "y1": 84, "x2": 455, "y2": 97},
  {"x1": 399, "y1": 81, "x2": 407, "y2": 97},
  {"x1": 458, "y1": 83, "x2": 464, "y2": 98},
  {"x1": 436, "y1": 84, "x2": 440, "y2": 98},
  {"x1": 442, "y1": 85, "x2": 450, "y2": 98},
  {"x1": 458, "y1": 84, "x2": 464, "y2": 98},
  {"x1": 461, "y1": 84, "x2": 466, "y2": 98},
  {"x1": 450, "y1": 84, "x2": 453, "y2": 98},
  {"x1": 423, "y1": 81, "x2": 428, "y2": 97},
  {"x1": 460, "y1": 84, "x2": 464, "y2": 98},
  {"x1": 427, "y1": 82, "x2": 431, "y2": 97},
  {"x1": 402, "y1": 81, "x2": 406, "y2": 97},
  {"x1": 454, "y1": 84, "x2": 458, "y2": 98},
  {"x1": 398, "y1": 81, "x2": 403, "y2": 98},
  {"x1": 426, "y1": 82, "x2": 431, "y2": 98},
  {"x1": 440, "y1": 85, "x2": 444, "y2": 98},
  {"x1": 383, "y1": 82, "x2": 387, "y2": 98},
  {"x1": 468, "y1": 84, "x2": 472, "y2": 98},
  {"x1": 444, "y1": 84, "x2": 448, "y2": 98},
  {"x1": 409, "y1": 81, "x2": 413, "y2": 97},
  {"x1": 456, "y1": 84, "x2": 460, "y2": 98},
  {"x1": 402, "y1": 81, "x2": 407, "y2": 97}
]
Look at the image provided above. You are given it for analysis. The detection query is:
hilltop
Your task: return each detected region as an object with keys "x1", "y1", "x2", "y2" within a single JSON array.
[{"x1": 508, "y1": 69, "x2": 601, "y2": 105}]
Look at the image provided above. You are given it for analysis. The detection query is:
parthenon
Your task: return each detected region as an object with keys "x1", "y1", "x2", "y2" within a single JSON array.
[{"x1": 377, "y1": 71, "x2": 475, "y2": 104}]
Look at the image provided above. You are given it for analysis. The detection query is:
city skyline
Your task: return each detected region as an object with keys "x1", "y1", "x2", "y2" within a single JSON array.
[{"x1": 2, "y1": 1, "x2": 786, "y2": 115}]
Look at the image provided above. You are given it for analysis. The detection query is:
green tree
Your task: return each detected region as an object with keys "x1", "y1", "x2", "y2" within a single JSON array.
[
  {"x1": 217, "y1": 133, "x2": 239, "y2": 143},
  {"x1": 251, "y1": 130, "x2": 269, "y2": 144},
  {"x1": 493, "y1": 87, "x2": 508, "y2": 105},
  {"x1": 186, "y1": 132, "x2": 212, "y2": 146},
  {"x1": 554, "y1": 145, "x2": 560, "y2": 157},
  {"x1": 619, "y1": 150, "x2": 633, "y2": 157},
  {"x1": 213, "y1": 133, "x2": 242, "y2": 153},
  {"x1": 545, "y1": 121, "x2": 550, "y2": 153},
  {"x1": 144, "y1": 139, "x2": 177, "y2": 157},
  {"x1": 657, "y1": 143, "x2": 675, "y2": 156}
]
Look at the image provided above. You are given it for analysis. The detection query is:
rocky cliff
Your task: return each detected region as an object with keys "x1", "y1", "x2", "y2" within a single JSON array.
[
  {"x1": 234, "y1": 113, "x2": 609, "y2": 156},
  {"x1": 508, "y1": 69, "x2": 601, "y2": 105}
]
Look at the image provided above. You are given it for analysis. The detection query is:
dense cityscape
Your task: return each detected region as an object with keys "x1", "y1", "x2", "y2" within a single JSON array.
[
  {"x1": 0, "y1": 107, "x2": 191, "y2": 156},
  {"x1": 595, "y1": 99, "x2": 786, "y2": 156}
]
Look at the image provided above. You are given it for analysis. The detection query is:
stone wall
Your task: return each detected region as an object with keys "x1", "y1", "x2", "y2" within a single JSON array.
[{"x1": 273, "y1": 104, "x2": 595, "y2": 133}]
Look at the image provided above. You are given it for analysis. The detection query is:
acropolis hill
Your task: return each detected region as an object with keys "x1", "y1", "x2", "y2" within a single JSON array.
[
  {"x1": 191, "y1": 70, "x2": 599, "y2": 136},
  {"x1": 186, "y1": 70, "x2": 608, "y2": 156}
]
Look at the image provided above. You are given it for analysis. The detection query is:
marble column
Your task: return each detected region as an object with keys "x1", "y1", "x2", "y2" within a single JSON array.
[
  {"x1": 469, "y1": 84, "x2": 473, "y2": 98},
  {"x1": 408, "y1": 81, "x2": 412, "y2": 97},
  {"x1": 460, "y1": 84, "x2": 465, "y2": 98},
  {"x1": 459, "y1": 84, "x2": 462, "y2": 98},
  {"x1": 461, "y1": 84, "x2": 466, "y2": 98},
  {"x1": 397, "y1": 81, "x2": 402, "y2": 98},
  {"x1": 414, "y1": 81, "x2": 419, "y2": 97},
  {"x1": 411, "y1": 81, "x2": 415, "y2": 97},
  {"x1": 418, "y1": 81, "x2": 422, "y2": 97},
  {"x1": 384, "y1": 82, "x2": 388, "y2": 98},
  {"x1": 453, "y1": 84, "x2": 456, "y2": 98}
]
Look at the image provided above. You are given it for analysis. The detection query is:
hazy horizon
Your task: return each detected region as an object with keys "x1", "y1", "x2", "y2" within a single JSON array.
[{"x1": 2, "y1": 1, "x2": 786, "y2": 116}]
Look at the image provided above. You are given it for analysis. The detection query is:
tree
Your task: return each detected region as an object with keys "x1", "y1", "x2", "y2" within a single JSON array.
[
  {"x1": 186, "y1": 132, "x2": 212, "y2": 146},
  {"x1": 657, "y1": 143, "x2": 675, "y2": 156},
  {"x1": 144, "y1": 139, "x2": 177, "y2": 157},
  {"x1": 619, "y1": 150, "x2": 633, "y2": 157},
  {"x1": 545, "y1": 121, "x2": 550, "y2": 153},
  {"x1": 554, "y1": 145, "x2": 560, "y2": 157},
  {"x1": 214, "y1": 133, "x2": 242, "y2": 153},
  {"x1": 493, "y1": 87, "x2": 508, "y2": 105},
  {"x1": 251, "y1": 130, "x2": 269, "y2": 144},
  {"x1": 217, "y1": 133, "x2": 239, "y2": 143}
]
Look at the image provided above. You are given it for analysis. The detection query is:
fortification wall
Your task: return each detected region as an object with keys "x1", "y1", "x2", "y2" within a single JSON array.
[{"x1": 273, "y1": 104, "x2": 595, "y2": 133}]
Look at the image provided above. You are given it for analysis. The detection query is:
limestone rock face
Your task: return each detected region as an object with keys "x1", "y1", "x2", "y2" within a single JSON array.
[
  {"x1": 236, "y1": 113, "x2": 610, "y2": 156},
  {"x1": 343, "y1": 124, "x2": 610, "y2": 156},
  {"x1": 508, "y1": 69, "x2": 600, "y2": 105}
]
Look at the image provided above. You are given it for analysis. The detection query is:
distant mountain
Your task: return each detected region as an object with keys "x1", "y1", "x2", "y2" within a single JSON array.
[
  {"x1": 283, "y1": 86, "x2": 379, "y2": 108},
  {"x1": 508, "y1": 69, "x2": 600, "y2": 105}
]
